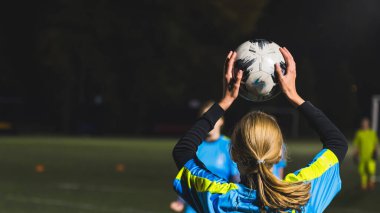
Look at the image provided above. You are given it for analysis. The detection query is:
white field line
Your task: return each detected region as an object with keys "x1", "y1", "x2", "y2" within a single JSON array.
[
  {"x1": 57, "y1": 182, "x2": 127, "y2": 193},
  {"x1": 55, "y1": 182, "x2": 163, "y2": 194},
  {"x1": 5, "y1": 194, "x2": 155, "y2": 213}
]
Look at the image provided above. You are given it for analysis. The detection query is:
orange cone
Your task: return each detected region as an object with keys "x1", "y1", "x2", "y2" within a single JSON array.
[
  {"x1": 115, "y1": 163, "x2": 125, "y2": 173},
  {"x1": 35, "y1": 164, "x2": 45, "y2": 173}
]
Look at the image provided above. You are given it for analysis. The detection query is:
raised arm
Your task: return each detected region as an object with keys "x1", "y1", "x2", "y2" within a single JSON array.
[
  {"x1": 172, "y1": 104, "x2": 225, "y2": 169},
  {"x1": 275, "y1": 47, "x2": 348, "y2": 162},
  {"x1": 297, "y1": 102, "x2": 348, "y2": 162},
  {"x1": 172, "y1": 51, "x2": 243, "y2": 169}
]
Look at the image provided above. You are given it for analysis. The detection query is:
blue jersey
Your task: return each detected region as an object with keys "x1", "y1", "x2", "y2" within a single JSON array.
[
  {"x1": 174, "y1": 148, "x2": 341, "y2": 213},
  {"x1": 184, "y1": 135, "x2": 239, "y2": 213},
  {"x1": 272, "y1": 145, "x2": 287, "y2": 179},
  {"x1": 272, "y1": 159, "x2": 287, "y2": 179},
  {"x1": 196, "y1": 136, "x2": 239, "y2": 181}
]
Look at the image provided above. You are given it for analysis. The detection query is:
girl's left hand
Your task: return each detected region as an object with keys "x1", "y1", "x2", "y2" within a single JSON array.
[{"x1": 219, "y1": 51, "x2": 243, "y2": 111}]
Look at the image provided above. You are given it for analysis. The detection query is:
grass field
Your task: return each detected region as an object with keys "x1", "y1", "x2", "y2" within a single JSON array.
[{"x1": 0, "y1": 136, "x2": 378, "y2": 213}]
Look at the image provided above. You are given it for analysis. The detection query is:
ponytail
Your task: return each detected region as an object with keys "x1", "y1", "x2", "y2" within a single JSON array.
[
  {"x1": 231, "y1": 111, "x2": 311, "y2": 211},
  {"x1": 256, "y1": 163, "x2": 310, "y2": 211}
]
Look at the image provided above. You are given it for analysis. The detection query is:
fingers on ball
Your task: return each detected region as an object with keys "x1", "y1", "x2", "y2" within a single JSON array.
[
  {"x1": 279, "y1": 48, "x2": 291, "y2": 64},
  {"x1": 225, "y1": 64, "x2": 233, "y2": 79},
  {"x1": 228, "y1": 52, "x2": 237, "y2": 68},
  {"x1": 225, "y1": 73, "x2": 231, "y2": 83},
  {"x1": 275, "y1": 63, "x2": 284, "y2": 78},
  {"x1": 236, "y1": 70, "x2": 243, "y2": 81},
  {"x1": 284, "y1": 47, "x2": 294, "y2": 61},
  {"x1": 226, "y1": 52, "x2": 237, "y2": 77},
  {"x1": 279, "y1": 47, "x2": 296, "y2": 73},
  {"x1": 224, "y1": 51, "x2": 233, "y2": 67},
  {"x1": 233, "y1": 70, "x2": 243, "y2": 88},
  {"x1": 227, "y1": 51, "x2": 233, "y2": 59}
]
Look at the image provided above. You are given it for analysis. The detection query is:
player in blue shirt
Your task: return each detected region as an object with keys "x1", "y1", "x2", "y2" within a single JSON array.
[
  {"x1": 272, "y1": 144, "x2": 287, "y2": 179},
  {"x1": 170, "y1": 101, "x2": 239, "y2": 213},
  {"x1": 172, "y1": 48, "x2": 348, "y2": 212}
]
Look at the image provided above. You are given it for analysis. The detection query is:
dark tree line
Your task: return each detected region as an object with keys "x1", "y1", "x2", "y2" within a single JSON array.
[{"x1": 0, "y1": 0, "x2": 378, "y2": 135}]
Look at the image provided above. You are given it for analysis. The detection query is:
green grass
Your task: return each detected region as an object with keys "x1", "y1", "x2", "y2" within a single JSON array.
[{"x1": 0, "y1": 137, "x2": 378, "y2": 213}]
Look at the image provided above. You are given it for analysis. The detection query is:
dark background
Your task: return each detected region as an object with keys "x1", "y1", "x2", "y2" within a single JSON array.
[{"x1": 0, "y1": 0, "x2": 379, "y2": 136}]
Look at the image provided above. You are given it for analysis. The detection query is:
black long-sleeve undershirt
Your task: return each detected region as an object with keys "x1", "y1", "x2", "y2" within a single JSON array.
[
  {"x1": 297, "y1": 101, "x2": 348, "y2": 162},
  {"x1": 173, "y1": 101, "x2": 348, "y2": 170},
  {"x1": 172, "y1": 103, "x2": 225, "y2": 169}
]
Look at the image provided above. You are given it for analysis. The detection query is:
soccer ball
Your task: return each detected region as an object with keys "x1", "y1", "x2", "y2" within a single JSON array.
[{"x1": 234, "y1": 39, "x2": 286, "y2": 102}]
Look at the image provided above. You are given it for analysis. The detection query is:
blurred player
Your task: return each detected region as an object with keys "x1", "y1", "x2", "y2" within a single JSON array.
[
  {"x1": 170, "y1": 101, "x2": 240, "y2": 213},
  {"x1": 353, "y1": 117, "x2": 379, "y2": 190}
]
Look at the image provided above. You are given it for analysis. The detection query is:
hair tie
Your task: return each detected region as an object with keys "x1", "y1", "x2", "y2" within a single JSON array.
[{"x1": 257, "y1": 159, "x2": 265, "y2": 164}]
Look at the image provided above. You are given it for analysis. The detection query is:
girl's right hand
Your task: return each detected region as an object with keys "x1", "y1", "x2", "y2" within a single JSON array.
[
  {"x1": 275, "y1": 47, "x2": 305, "y2": 107},
  {"x1": 219, "y1": 51, "x2": 243, "y2": 111}
]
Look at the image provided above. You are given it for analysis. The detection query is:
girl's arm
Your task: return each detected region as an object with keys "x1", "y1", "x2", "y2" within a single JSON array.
[
  {"x1": 172, "y1": 51, "x2": 243, "y2": 169},
  {"x1": 275, "y1": 47, "x2": 347, "y2": 162},
  {"x1": 278, "y1": 48, "x2": 347, "y2": 212},
  {"x1": 172, "y1": 103, "x2": 225, "y2": 169},
  {"x1": 297, "y1": 101, "x2": 348, "y2": 162}
]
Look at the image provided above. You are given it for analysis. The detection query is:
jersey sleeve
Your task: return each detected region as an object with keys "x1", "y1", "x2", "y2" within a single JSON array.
[
  {"x1": 276, "y1": 158, "x2": 287, "y2": 168},
  {"x1": 230, "y1": 161, "x2": 240, "y2": 178},
  {"x1": 285, "y1": 149, "x2": 341, "y2": 213},
  {"x1": 280, "y1": 144, "x2": 287, "y2": 167},
  {"x1": 173, "y1": 157, "x2": 239, "y2": 212},
  {"x1": 276, "y1": 145, "x2": 287, "y2": 168},
  {"x1": 224, "y1": 138, "x2": 240, "y2": 181}
]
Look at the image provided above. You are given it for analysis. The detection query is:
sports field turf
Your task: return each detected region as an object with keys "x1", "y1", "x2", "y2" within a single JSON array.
[{"x1": 0, "y1": 137, "x2": 378, "y2": 213}]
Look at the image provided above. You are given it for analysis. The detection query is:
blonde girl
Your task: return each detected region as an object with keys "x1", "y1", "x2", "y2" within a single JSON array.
[{"x1": 172, "y1": 47, "x2": 348, "y2": 212}]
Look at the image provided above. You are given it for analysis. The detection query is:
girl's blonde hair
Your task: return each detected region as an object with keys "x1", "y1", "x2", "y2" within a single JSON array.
[{"x1": 231, "y1": 111, "x2": 310, "y2": 211}]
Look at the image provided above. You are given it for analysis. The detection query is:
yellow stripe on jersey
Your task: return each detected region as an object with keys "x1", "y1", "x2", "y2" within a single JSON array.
[
  {"x1": 176, "y1": 167, "x2": 238, "y2": 194},
  {"x1": 285, "y1": 149, "x2": 339, "y2": 182}
]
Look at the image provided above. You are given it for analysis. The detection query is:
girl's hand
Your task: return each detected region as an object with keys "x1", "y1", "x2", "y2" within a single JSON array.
[
  {"x1": 275, "y1": 47, "x2": 305, "y2": 107},
  {"x1": 219, "y1": 51, "x2": 243, "y2": 111}
]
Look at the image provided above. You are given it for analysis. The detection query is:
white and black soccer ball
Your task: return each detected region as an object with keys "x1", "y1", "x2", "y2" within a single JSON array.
[{"x1": 234, "y1": 39, "x2": 286, "y2": 102}]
